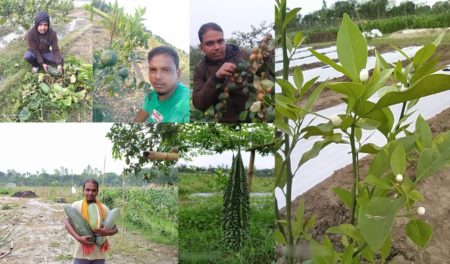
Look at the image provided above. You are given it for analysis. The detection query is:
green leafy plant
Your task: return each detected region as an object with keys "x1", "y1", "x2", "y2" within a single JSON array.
[
  {"x1": 275, "y1": 1, "x2": 450, "y2": 263},
  {"x1": 15, "y1": 56, "x2": 93, "y2": 122}
]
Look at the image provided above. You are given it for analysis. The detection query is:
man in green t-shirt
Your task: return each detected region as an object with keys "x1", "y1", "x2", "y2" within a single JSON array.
[{"x1": 134, "y1": 46, "x2": 190, "y2": 123}]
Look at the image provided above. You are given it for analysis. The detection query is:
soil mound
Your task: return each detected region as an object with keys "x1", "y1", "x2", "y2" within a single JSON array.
[{"x1": 11, "y1": 191, "x2": 37, "y2": 198}]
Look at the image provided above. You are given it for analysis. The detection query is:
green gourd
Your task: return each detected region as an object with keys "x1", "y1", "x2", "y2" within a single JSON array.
[
  {"x1": 47, "y1": 66, "x2": 61, "y2": 77},
  {"x1": 64, "y1": 206, "x2": 94, "y2": 239},
  {"x1": 96, "y1": 208, "x2": 120, "y2": 246},
  {"x1": 222, "y1": 151, "x2": 249, "y2": 251}
]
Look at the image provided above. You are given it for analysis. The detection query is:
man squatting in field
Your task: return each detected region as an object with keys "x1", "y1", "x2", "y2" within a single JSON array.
[
  {"x1": 64, "y1": 179, "x2": 118, "y2": 264},
  {"x1": 192, "y1": 22, "x2": 249, "y2": 123},
  {"x1": 23, "y1": 11, "x2": 63, "y2": 74},
  {"x1": 134, "y1": 46, "x2": 191, "y2": 123}
]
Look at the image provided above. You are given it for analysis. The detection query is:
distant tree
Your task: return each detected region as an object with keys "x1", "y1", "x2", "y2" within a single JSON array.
[{"x1": 228, "y1": 21, "x2": 274, "y2": 50}]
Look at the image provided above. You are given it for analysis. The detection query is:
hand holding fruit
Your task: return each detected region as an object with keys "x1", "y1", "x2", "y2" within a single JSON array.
[
  {"x1": 215, "y1": 62, "x2": 236, "y2": 80},
  {"x1": 42, "y1": 63, "x2": 49, "y2": 72},
  {"x1": 57, "y1": 65, "x2": 63, "y2": 73},
  {"x1": 77, "y1": 235, "x2": 94, "y2": 246}
]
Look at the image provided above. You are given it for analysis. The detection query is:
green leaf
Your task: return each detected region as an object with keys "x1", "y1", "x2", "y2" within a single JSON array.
[
  {"x1": 275, "y1": 228, "x2": 287, "y2": 244},
  {"x1": 274, "y1": 112, "x2": 292, "y2": 135},
  {"x1": 341, "y1": 243, "x2": 355, "y2": 264},
  {"x1": 394, "y1": 61, "x2": 408, "y2": 85},
  {"x1": 411, "y1": 56, "x2": 439, "y2": 84},
  {"x1": 337, "y1": 13, "x2": 367, "y2": 81},
  {"x1": 293, "y1": 67, "x2": 303, "y2": 91},
  {"x1": 332, "y1": 187, "x2": 352, "y2": 209},
  {"x1": 293, "y1": 32, "x2": 303, "y2": 48},
  {"x1": 363, "y1": 69, "x2": 393, "y2": 100},
  {"x1": 282, "y1": 8, "x2": 301, "y2": 31},
  {"x1": 298, "y1": 140, "x2": 332, "y2": 168},
  {"x1": 415, "y1": 115, "x2": 432, "y2": 150},
  {"x1": 409, "y1": 190, "x2": 425, "y2": 201},
  {"x1": 276, "y1": 79, "x2": 297, "y2": 100},
  {"x1": 432, "y1": 31, "x2": 445, "y2": 46},
  {"x1": 406, "y1": 219, "x2": 432, "y2": 248},
  {"x1": 327, "y1": 82, "x2": 364, "y2": 100},
  {"x1": 365, "y1": 174, "x2": 393, "y2": 190},
  {"x1": 294, "y1": 199, "x2": 305, "y2": 226},
  {"x1": 373, "y1": 74, "x2": 450, "y2": 111},
  {"x1": 359, "y1": 143, "x2": 381, "y2": 154},
  {"x1": 416, "y1": 131, "x2": 450, "y2": 182},
  {"x1": 380, "y1": 233, "x2": 392, "y2": 261},
  {"x1": 390, "y1": 44, "x2": 411, "y2": 61},
  {"x1": 390, "y1": 144, "x2": 406, "y2": 176},
  {"x1": 326, "y1": 224, "x2": 364, "y2": 244},
  {"x1": 275, "y1": 152, "x2": 287, "y2": 188},
  {"x1": 375, "y1": 50, "x2": 391, "y2": 70},
  {"x1": 356, "y1": 118, "x2": 380, "y2": 130},
  {"x1": 299, "y1": 77, "x2": 317, "y2": 96},
  {"x1": 309, "y1": 48, "x2": 354, "y2": 81},
  {"x1": 303, "y1": 80, "x2": 326, "y2": 111},
  {"x1": 413, "y1": 45, "x2": 436, "y2": 68},
  {"x1": 358, "y1": 197, "x2": 404, "y2": 251}
]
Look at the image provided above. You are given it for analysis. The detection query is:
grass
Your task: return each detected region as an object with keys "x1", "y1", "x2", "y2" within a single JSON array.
[
  {"x1": 179, "y1": 172, "x2": 273, "y2": 199},
  {"x1": 179, "y1": 195, "x2": 274, "y2": 263}
]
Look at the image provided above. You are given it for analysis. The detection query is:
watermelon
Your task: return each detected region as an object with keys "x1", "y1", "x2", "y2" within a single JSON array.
[
  {"x1": 100, "y1": 50, "x2": 118, "y2": 67},
  {"x1": 47, "y1": 66, "x2": 61, "y2": 77},
  {"x1": 118, "y1": 67, "x2": 128, "y2": 79}
]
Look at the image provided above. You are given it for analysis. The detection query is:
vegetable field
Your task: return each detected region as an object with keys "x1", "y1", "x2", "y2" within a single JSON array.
[{"x1": 0, "y1": 186, "x2": 177, "y2": 263}]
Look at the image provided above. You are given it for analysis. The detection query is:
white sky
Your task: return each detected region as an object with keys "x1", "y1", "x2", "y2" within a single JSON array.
[
  {"x1": 291, "y1": 0, "x2": 443, "y2": 16},
  {"x1": 0, "y1": 123, "x2": 273, "y2": 175},
  {"x1": 190, "y1": 0, "x2": 274, "y2": 46},
  {"x1": 105, "y1": 0, "x2": 189, "y2": 52}
]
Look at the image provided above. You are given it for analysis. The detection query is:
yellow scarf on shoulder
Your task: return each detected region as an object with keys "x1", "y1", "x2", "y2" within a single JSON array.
[{"x1": 80, "y1": 198, "x2": 109, "y2": 255}]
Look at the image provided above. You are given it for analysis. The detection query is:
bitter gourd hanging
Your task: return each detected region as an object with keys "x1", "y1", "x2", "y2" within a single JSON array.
[{"x1": 222, "y1": 151, "x2": 250, "y2": 251}]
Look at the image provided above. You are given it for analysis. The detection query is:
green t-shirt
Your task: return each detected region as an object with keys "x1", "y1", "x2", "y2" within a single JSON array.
[{"x1": 142, "y1": 82, "x2": 190, "y2": 123}]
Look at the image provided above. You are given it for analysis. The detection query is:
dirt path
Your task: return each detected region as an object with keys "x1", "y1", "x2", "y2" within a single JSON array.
[
  {"x1": 284, "y1": 107, "x2": 450, "y2": 263},
  {"x1": 0, "y1": 197, "x2": 177, "y2": 264},
  {"x1": 64, "y1": 9, "x2": 93, "y2": 63}
]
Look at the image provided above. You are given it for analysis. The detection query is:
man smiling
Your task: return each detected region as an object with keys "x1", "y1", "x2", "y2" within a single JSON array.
[
  {"x1": 64, "y1": 179, "x2": 117, "y2": 264},
  {"x1": 23, "y1": 11, "x2": 63, "y2": 74},
  {"x1": 134, "y1": 46, "x2": 190, "y2": 123}
]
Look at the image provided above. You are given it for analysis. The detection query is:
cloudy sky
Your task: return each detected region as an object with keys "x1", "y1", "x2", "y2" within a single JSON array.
[
  {"x1": 104, "y1": 0, "x2": 189, "y2": 52},
  {"x1": 190, "y1": 0, "x2": 274, "y2": 46},
  {"x1": 289, "y1": 0, "x2": 443, "y2": 15},
  {"x1": 0, "y1": 123, "x2": 273, "y2": 175}
]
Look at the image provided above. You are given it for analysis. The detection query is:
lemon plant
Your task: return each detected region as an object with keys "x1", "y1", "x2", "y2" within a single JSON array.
[{"x1": 275, "y1": 0, "x2": 450, "y2": 263}]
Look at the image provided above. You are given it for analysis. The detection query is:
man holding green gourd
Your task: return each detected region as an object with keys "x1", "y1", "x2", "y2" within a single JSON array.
[{"x1": 64, "y1": 179, "x2": 118, "y2": 264}]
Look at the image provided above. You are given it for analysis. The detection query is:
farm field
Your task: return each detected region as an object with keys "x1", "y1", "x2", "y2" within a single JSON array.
[
  {"x1": 179, "y1": 173, "x2": 274, "y2": 263},
  {"x1": 0, "y1": 186, "x2": 177, "y2": 263}
]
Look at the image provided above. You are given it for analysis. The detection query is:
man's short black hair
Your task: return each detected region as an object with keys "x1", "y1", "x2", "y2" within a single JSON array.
[
  {"x1": 147, "y1": 46, "x2": 179, "y2": 69},
  {"x1": 198, "y1": 22, "x2": 223, "y2": 43},
  {"x1": 83, "y1": 179, "x2": 99, "y2": 191}
]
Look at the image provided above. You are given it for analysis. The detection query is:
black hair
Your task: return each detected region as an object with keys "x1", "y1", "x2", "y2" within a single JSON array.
[
  {"x1": 147, "y1": 46, "x2": 179, "y2": 69},
  {"x1": 83, "y1": 179, "x2": 99, "y2": 191},
  {"x1": 198, "y1": 22, "x2": 223, "y2": 43}
]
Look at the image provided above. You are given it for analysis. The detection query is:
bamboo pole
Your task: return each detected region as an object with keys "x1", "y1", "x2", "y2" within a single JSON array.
[{"x1": 143, "y1": 151, "x2": 179, "y2": 161}]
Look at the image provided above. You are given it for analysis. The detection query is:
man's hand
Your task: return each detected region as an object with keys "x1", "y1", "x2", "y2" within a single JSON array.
[
  {"x1": 215, "y1": 62, "x2": 236, "y2": 80},
  {"x1": 93, "y1": 226, "x2": 118, "y2": 236},
  {"x1": 42, "y1": 64, "x2": 49, "y2": 72},
  {"x1": 57, "y1": 65, "x2": 63, "y2": 73},
  {"x1": 77, "y1": 235, "x2": 94, "y2": 246}
]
